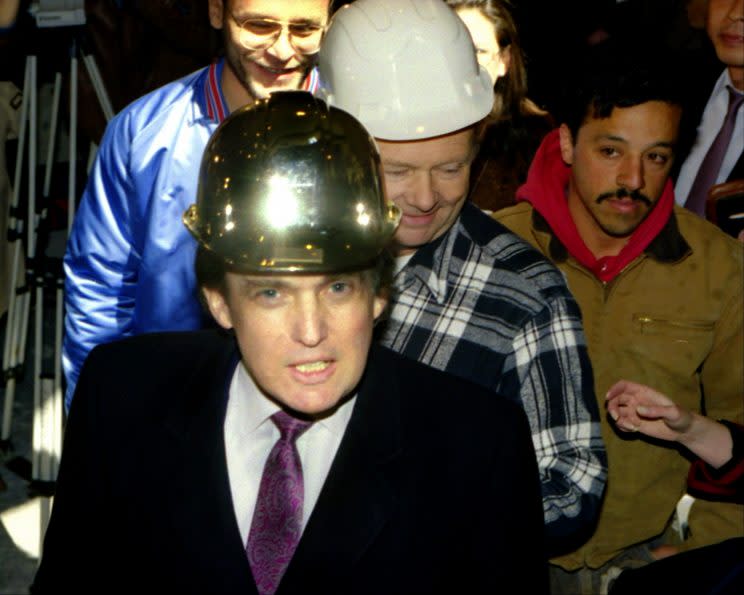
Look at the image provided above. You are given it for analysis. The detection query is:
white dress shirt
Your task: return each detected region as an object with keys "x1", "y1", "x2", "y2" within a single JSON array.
[
  {"x1": 675, "y1": 69, "x2": 744, "y2": 205},
  {"x1": 224, "y1": 362, "x2": 356, "y2": 544}
]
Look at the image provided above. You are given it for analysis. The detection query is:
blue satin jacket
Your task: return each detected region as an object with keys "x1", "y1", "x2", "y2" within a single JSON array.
[{"x1": 62, "y1": 60, "x2": 229, "y2": 408}]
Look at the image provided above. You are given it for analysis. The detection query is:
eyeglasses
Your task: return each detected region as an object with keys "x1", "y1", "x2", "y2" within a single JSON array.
[{"x1": 231, "y1": 14, "x2": 326, "y2": 55}]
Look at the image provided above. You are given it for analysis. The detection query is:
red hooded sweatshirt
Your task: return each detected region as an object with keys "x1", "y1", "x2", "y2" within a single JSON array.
[{"x1": 515, "y1": 129, "x2": 675, "y2": 283}]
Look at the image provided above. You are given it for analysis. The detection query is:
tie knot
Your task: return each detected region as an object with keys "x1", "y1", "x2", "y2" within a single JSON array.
[
  {"x1": 271, "y1": 410, "x2": 312, "y2": 442},
  {"x1": 726, "y1": 86, "x2": 744, "y2": 114}
]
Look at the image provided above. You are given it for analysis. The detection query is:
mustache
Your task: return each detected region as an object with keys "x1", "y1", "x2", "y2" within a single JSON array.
[{"x1": 596, "y1": 188, "x2": 652, "y2": 207}]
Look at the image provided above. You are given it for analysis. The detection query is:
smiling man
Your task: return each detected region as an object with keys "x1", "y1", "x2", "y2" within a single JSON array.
[
  {"x1": 33, "y1": 92, "x2": 548, "y2": 594},
  {"x1": 210, "y1": 0, "x2": 328, "y2": 104},
  {"x1": 62, "y1": 0, "x2": 332, "y2": 409},
  {"x1": 319, "y1": 0, "x2": 607, "y2": 557},
  {"x1": 494, "y1": 42, "x2": 744, "y2": 594}
]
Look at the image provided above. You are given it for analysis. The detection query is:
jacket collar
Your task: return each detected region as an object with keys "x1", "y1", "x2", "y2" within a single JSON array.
[
  {"x1": 533, "y1": 207, "x2": 692, "y2": 266},
  {"x1": 197, "y1": 61, "x2": 319, "y2": 126},
  {"x1": 396, "y1": 202, "x2": 486, "y2": 304},
  {"x1": 205, "y1": 58, "x2": 229, "y2": 123}
]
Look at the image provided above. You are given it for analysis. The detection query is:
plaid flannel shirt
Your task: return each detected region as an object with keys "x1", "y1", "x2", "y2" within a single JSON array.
[{"x1": 378, "y1": 203, "x2": 607, "y2": 552}]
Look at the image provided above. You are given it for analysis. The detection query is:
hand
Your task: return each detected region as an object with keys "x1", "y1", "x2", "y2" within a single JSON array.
[
  {"x1": 606, "y1": 380, "x2": 734, "y2": 468},
  {"x1": 606, "y1": 380, "x2": 693, "y2": 442}
]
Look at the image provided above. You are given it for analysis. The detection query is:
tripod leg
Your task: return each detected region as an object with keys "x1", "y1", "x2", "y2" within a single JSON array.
[
  {"x1": 27, "y1": 55, "x2": 37, "y2": 261},
  {"x1": 67, "y1": 48, "x2": 78, "y2": 230},
  {"x1": 1, "y1": 243, "x2": 26, "y2": 444},
  {"x1": 20, "y1": 54, "x2": 37, "y2": 398},
  {"x1": 81, "y1": 50, "x2": 114, "y2": 122},
  {"x1": 1, "y1": 56, "x2": 32, "y2": 446},
  {"x1": 39, "y1": 492, "x2": 53, "y2": 562},
  {"x1": 52, "y1": 282, "x2": 64, "y2": 478},
  {"x1": 30, "y1": 52, "x2": 68, "y2": 484},
  {"x1": 23, "y1": 53, "x2": 45, "y2": 482},
  {"x1": 31, "y1": 284, "x2": 42, "y2": 480},
  {"x1": 86, "y1": 142, "x2": 96, "y2": 176},
  {"x1": 42, "y1": 73, "x2": 62, "y2": 202},
  {"x1": 31, "y1": 66, "x2": 65, "y2": 484}
]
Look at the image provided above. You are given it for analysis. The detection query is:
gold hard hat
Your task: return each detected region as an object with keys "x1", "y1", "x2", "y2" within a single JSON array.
[{"x1": 184, "y1": 91, "x2": 400, "y2": 273}]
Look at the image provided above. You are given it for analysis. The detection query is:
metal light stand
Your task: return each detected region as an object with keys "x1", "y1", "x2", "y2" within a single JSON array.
[
  {"x1": 1, "y1": 57, "x2": 33, "y2": 461},
  {"x1": 0, "y1": 0, "x2": 113, "y2": 549}
]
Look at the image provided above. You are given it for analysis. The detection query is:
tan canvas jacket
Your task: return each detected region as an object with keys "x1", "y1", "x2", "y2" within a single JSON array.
[{"x1": 495, "y1": 203, "x2": 744, "y2": 569}]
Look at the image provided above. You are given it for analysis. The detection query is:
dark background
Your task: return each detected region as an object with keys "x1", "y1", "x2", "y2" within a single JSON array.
[{"x1": 1, "y1": 0, "x2": 719, "y2": 146}]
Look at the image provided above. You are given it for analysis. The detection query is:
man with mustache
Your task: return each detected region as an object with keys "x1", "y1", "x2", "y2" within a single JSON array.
[
  {"x1": 495, "y1": 42, "x2": 744, "y2": 594},
  {"x1": 62, "y1": 0, "x2": 331, "y2": 408}
]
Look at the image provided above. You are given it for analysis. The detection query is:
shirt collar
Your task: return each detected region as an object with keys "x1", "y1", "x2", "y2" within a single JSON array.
[
  {"x1": 394, "y1": 203, "x2": 490, "y2": 303},
  {"x1": 198, "y1": 61, "x2": 319, "y2": 125},
  {"x1": 229, "y1": 361, "x2": 356, "y2": 438},
  {"x1": 395, "y1": 216, "x2": 459, "y2": 304},
  {"x1": 715, "y1": 68, "x2": 737, "y2": 98}
]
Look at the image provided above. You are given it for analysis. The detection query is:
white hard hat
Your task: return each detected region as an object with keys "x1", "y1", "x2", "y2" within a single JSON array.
[{"x1": 317, "y1": 0, "x2": 494, "y2": 141}]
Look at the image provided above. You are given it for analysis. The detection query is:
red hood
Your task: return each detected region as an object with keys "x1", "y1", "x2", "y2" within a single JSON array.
[{"x1": 516, "y1": 129, "x2": 574, "y2": 212}]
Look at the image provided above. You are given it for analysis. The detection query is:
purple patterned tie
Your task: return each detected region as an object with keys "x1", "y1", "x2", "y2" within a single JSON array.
[
  {"x1": 684, "y1": 86, "x2": 744, "y2": 217},
  {"x1": 246, "y1": 411, "x2": 312, "y2": 595}
]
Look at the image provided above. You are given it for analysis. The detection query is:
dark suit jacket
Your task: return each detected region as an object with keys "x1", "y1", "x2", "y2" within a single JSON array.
[{"x1": 32, "y1": 330, "x2": 548, "y2": 594}]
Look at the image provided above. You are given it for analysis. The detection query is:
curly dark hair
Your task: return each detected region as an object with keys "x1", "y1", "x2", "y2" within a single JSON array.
[{"x1": 557, "y1": 40, "x2": 689, "y2": 144}]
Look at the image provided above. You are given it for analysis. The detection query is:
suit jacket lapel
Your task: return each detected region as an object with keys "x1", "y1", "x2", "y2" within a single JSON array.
[
  {"x1": 280, "y1": 346, "x2": 404, "y2": 591},
  {"x1": 157, "y1": 334, "x2": 258, "y2": 593}
]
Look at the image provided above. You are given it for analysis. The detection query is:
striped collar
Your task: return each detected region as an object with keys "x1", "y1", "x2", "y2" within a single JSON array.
[
  {"x1": 204, "y1": 59, "x2": 229, "y2": 124},
  {"x1": 302, "y1": 66, "x2": 320, "y2": 93},
  {"x1": 204, "y1": 59, "x2": 320, "y2": 124}
]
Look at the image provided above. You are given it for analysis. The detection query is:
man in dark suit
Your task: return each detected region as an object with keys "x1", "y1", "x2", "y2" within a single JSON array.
[
  {"x1": 31, "y1": 92, "x2": 548, "y2": 594},
  {"x1": 675, "y1": 0, "x2": 744, "y2": 213}
]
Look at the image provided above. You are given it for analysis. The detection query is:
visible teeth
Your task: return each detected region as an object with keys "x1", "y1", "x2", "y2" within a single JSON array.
[
  {"x1": 295, "y1": 361, "x2": 329, "y2": 373},
  {"x1": 263, "y1": 66, "x2": 292, "y2": 74}
]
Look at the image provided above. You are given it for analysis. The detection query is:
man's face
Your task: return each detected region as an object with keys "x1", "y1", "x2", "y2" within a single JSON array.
[
  {"x1": 377, "y1": 129, "x2": 476, "y2": 256},
  {"x1": 707, "y1": 0, "x2": 744, "y2": 72},
  {"x1": 204, "y1": 272, "x2": 386, "y2": 416},
  {"x1": 559, "y1": 101, "x2": 681, "y2": 252},
  {"x1": 209, "y1": 0, "x2": 329, "y2": 100}
]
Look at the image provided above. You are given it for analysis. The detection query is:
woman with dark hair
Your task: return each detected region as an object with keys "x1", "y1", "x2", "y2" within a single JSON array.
[{"x1": 447, "y1": 0, "x2": 553, "y2": 212}]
